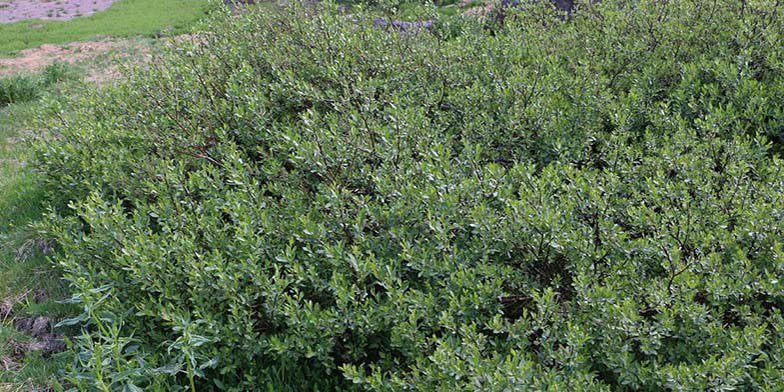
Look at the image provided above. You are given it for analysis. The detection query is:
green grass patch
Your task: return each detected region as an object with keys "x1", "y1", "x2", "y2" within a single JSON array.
[
  {"x1": 0, "y1": 0, "x2": 212, "y2": 57},
  {"x1": 0, "y1": 75, "x2": 78, "y2": 392}
]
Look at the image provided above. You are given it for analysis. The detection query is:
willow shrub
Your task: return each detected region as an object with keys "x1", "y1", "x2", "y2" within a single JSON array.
[{"x1": 36, "y1": 0, "x2": 784, "y2": 390}]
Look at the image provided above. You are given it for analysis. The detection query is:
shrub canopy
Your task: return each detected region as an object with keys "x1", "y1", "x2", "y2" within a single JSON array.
[{"x1": 38, "y1": 0, "x2": 784, "y2": 390}]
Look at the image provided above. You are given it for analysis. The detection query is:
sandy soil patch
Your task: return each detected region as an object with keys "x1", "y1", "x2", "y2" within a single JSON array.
[{"x1": 0, "y1": 0, "x2": 117, "y2": 24}]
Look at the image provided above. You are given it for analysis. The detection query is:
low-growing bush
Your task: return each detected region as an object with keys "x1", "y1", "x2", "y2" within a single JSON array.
[{"x1": 37, "y1": 0, "x2": 784, "y2": 390}]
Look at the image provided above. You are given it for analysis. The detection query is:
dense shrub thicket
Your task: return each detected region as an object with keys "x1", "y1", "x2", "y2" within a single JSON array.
[{"x1": 37, "y1": 0, "x2": 784, "y2": 390}]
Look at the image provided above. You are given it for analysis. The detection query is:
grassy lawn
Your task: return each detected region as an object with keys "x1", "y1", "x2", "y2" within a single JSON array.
[{"x1": 0, "y1": 0, "x2": 211, "y2": 56}]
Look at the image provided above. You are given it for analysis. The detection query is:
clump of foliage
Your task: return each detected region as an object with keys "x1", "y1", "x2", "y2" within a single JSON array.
[
  {"x1": 37, "y1": 0, "x2": 784, "y2": 390},
  {"x1": 0, "y1": 62, "x2": 76, "y2": 107},
  {"x1": 0, "y1": 75, "x2": 40, "y2": 106}
]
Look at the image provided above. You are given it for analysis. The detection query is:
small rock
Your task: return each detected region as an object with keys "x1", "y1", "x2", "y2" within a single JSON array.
[
  {"x1": 26, "y1": 334, "x2": 67, "y2": 356},
  {"x1": 31, "y1": 316, "x2": 52, "y2": 337},
  {"x1": 15, "y1": 316, "x2": 53, "y2": 337},
  {"x1": 14, "y1": 316, "x2": 35, "y2": 332},
  {"x1": 373, "y1": 18, "x2": 435, "y2": 34}
]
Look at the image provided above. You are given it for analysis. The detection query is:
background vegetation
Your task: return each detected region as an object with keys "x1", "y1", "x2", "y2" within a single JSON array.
[
  {"x1": 0, "y1": 0, "x2": 212, "y2": 56},
  {"x1": 27, "y1": 0, "x2": 784, "y2": 390}
]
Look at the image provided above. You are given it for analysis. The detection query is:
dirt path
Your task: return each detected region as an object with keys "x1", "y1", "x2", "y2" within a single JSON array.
[{"x1": 0, "y1": 0, "x2": 118, "y2": 24}]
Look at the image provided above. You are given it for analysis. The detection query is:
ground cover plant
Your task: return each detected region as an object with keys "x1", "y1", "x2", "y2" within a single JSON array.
[
  {"x1": 0, "y1": 0, "x2": 212, "y2": 56},
  {"x1": 36, "y1": 0, "x2": 784, "y2": 390}
]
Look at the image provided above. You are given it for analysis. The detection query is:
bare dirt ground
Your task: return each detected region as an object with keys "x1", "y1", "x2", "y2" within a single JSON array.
[
  {"x1": 0, "y1": 0, "x2": 117, "y2": 24},
  {"x1": 0, "y1": 39, "x2": 154, "y2": 83},
  {"x1": 0, "y1": 33, "x2": 201, "y2": 84}
]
